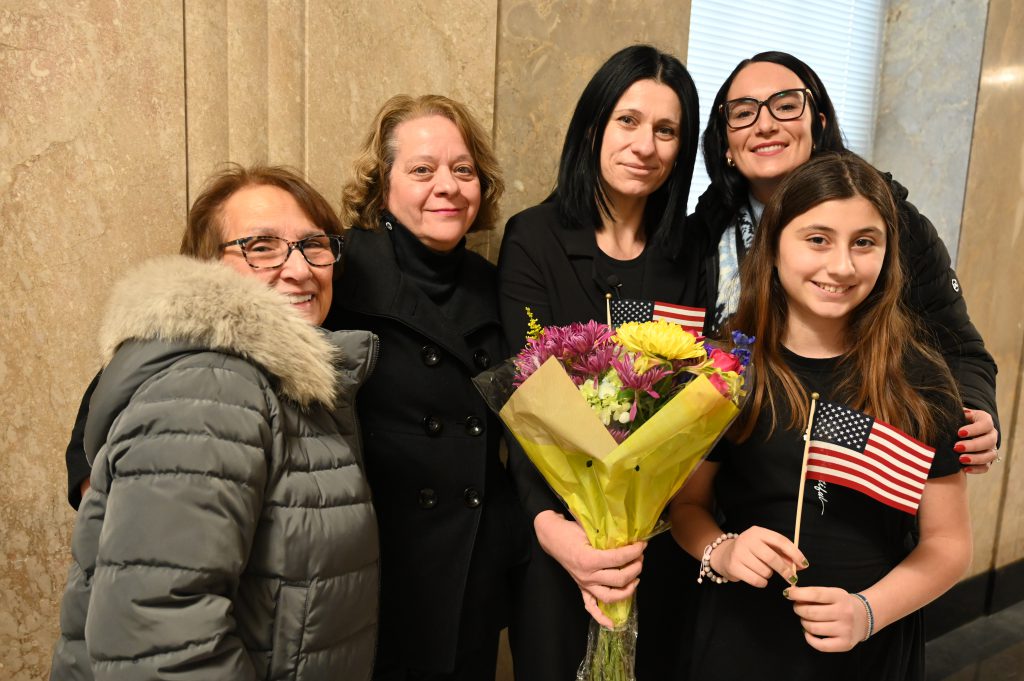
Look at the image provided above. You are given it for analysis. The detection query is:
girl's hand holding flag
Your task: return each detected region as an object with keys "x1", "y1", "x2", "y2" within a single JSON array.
[{"x1": 710, "y1": 526, "x2": 806, "y2": 588}]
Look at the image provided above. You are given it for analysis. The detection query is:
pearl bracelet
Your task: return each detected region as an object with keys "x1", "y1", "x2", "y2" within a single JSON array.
[
  {"x1": 697, "y1": 532, "x2": 738, "y2": 584},
  {"x1": 851, "y1": 592, "x2": 874, "y2": 641}
]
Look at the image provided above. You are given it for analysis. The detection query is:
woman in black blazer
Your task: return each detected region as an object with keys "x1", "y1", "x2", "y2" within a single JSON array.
[{"x1": 497, "y1": 45, "x2": 703, "y2": 681}]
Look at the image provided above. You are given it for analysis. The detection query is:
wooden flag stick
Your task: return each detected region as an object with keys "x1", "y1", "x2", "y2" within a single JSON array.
[
  {"x1": 605, "y1": 293, "x2": 613, "y2": 328},
  {"x1": 792, "y1": 392, "x2": 820, "y2": 551}
]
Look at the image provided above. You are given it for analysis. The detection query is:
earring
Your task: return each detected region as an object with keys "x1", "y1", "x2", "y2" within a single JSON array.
[{"x1": 726, "y1": 157, "x2": 735, "y2": 168}]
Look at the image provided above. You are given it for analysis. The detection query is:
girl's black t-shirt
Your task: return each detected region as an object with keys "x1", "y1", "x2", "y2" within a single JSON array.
[{"x1": 693, "y1": 349, "x2": 963, "y2": 681}]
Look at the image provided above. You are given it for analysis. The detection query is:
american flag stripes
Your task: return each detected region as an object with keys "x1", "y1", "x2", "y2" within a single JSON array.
[
  {"x1": 609, "y1": 299, "x2": 706, "y2": 336},
  {"x1": 806, "y1": 400, "x2": 936, "y2": 515}
]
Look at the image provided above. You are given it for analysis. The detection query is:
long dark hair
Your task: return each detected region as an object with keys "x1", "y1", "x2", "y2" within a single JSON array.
[
  {"x1": 728, "y1": 152, "x2": 958, "y2": 443},
  {"x1": 554, "y1": 44, "x2": 699, "y2": 245},
  {"x1": 701, "y1": 51, "x2": 846, "y2": 227}
]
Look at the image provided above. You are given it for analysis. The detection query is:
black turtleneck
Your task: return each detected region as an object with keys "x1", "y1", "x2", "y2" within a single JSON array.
[{"x1": 383, "y1": 213, "x2": 467, "y2": 307}]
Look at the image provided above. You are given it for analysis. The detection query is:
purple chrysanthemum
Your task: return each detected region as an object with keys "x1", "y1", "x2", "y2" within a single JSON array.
[
  {"x1": 608, "y1": 427, "x2": 630, "y2": 444},
  {"x1": 513, "y1": 321, "x2": 614, "y2": 385}
]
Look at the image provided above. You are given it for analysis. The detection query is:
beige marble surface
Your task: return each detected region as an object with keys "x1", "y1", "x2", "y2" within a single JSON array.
[
  {"x1": 958, "y1": 0, "x2": 1024, "y2": 571},
  {"x1": 872, "y1": 0, "x2": 988, "y2": 261},
  {"x1": 267, "y1": 0, "x2": 307, "y2": 170},
  {"x1": 491, "y1": 0, "x2": 691, "y2": 261},
  {"x1": 305, "y1": 0, "x2": 499, "y2": 228},
  {"x1": 0, "y1": 3, "x2": 187, "y2": 679},
  {"x1": 183, "y1": 1, "x2": 231, "y2": 196}
]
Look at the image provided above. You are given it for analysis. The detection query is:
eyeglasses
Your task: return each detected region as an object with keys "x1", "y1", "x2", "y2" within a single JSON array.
[
  {"x1": 220, "y1": 234, "x2": 344, "y2": 269},
  {"x1": 720, "y1": 88, "x2": 813, "y2": 130}
]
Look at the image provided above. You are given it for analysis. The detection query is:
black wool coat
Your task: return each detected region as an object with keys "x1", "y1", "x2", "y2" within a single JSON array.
[{"x1": 326, "y1": 225, "x2": 528, "y2": 674}]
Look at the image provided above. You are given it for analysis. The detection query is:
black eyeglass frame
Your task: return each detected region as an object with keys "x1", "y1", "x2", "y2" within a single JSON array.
[
  {"x1": 719, "y1": 88, "x2": 814, "y2": 130},
  {"x1": 219, "y1": 234, "x2": 345, "y2": 269}
]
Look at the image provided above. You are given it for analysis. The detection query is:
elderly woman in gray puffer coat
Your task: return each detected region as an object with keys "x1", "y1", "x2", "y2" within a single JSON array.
[{"x1": 51, "y1": 165, "x2": 379, "y2": 681}]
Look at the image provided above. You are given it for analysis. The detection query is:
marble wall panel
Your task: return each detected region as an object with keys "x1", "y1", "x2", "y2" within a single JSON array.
[
  {"x1": 0, "y1": 3, "x2": 187, "y2": 679},
  {"x1": 493, "y1": 0, "x2": 692, "y2": 262},
  {"x1": 872, "y1": 0, "x2": 988, "y2": 261},
  {"x1": 185, "y1": 0, "x2": 278, "y2": 196},
  {"x1": 957, "y1": 0, "x2": 1024, "y2": 570},
  {"x1": 184, "y1": 2, "x2": 231, "y2": 196},
  {"x1": 184, "y1": 0, "x2": 307, "y2": 197},
  {"x1": 226, "y1": 1, "x2": 270, "y2": 164},
  {"x1": 1001, "y1": 365, "x2": 1024, "y2": 566},
  {"x1": 305, "y1": 0, "x2": 499, "y2": 249},
  {"x1": 267, "y1": 0, "x2": 307, "y2": 169}
]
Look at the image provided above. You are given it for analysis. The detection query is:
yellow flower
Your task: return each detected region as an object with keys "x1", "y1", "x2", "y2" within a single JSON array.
[
  {"x1": 525, "y1": 307, "x2": 544, "y2": 341},
  {"x1": 613, "y1": 321, "x2": 707, "y2": 363}
]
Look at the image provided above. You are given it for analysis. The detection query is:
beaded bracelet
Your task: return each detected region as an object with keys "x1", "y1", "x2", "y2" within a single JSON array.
[
  {"x1": 697, "y1": 532, "x2": 738, "y2": 584},
  {"x1": 851, "y1": 592, "x2": 874, "y2": 641}
]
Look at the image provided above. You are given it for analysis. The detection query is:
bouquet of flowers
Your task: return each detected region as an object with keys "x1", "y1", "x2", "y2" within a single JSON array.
[{"x1": 475, "y1": 312, "x2": 752, "y2": 681}]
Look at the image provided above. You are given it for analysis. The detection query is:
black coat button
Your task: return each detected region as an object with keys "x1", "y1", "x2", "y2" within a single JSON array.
[
  {"x1": 422, "y1": 416, "x2": 443, "y2": 436},
  {"x1": 463, "y1": 487, "x2": 482, "y2": 508},
  {"x1": 464, "y1": 416, "x2": 484, "y2": 436},
  {"x1": 418, "y1": 488, "x2": 437, "y2": 509},
  {"x1": 473, "y1": 349, "x2": 491, "y2": 370},
  {"x1": 421, "y1": 345, "x2": 441, "y2": 367}
]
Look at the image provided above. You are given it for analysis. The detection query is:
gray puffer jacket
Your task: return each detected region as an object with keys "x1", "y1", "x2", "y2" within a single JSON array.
[{"x1": 51, "y1": 256, "x2": 379, "y2": 681}]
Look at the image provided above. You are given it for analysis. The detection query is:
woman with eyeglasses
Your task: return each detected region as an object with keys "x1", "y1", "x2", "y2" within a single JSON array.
[
  {"x1": 691, "y1": 51, "x2": 999, "y2": 471},
  {"x1": 51, "y1": 165, "x2": 380, "y2": 681},
  {"x1": 324, "y1": 94, "x2": 528, "y2": 681}
]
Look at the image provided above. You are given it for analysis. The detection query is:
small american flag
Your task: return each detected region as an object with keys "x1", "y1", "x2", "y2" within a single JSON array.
[
  {"x1": 806, "y1": 400, "x2": 936, "y2": 515},
  {"x1": 609, "y1": 299, "x2": 705, "y2": 336}
]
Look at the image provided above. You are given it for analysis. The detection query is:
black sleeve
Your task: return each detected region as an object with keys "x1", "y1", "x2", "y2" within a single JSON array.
[
  {"x1": 705, "y1": 434, "x2": 734, "y2": 464},
  {"x1": 925, "y1": 386, "x2": 969, "y2": 479},
  {"x1": 497, "y1": 212, "x2": 553, "y2": 354},
  {"x1": 66, "y1": 372, "x2": 101, "y2": 510},
  {"x1": 890, "y1": 177, "x2": 999, "y2": 440},
  {"x1": 497, "y1": 212, "x2": 567, "y2": 520},
  {"x1": 684, "y1": 190, "x2": 727, "y2": 339}
]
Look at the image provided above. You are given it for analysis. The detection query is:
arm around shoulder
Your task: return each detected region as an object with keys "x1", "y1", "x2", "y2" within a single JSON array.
[{"x1": 65, "y1": 371, "x2": 101, "y2": 510}]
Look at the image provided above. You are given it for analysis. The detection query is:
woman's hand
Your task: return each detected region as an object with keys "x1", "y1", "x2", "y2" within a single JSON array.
[
  {"x1": 710, "y1": 526, "x2": 806, "y2": 588},
  {"x1": 534, "y1": 510, "x2": 645, "y2": 627},
  {"x1": 956, "y1": 408, "x2": 999, "y2": 473},
  {"x1": 786, "y1": 586, "x2": 869, "y2": 653}
]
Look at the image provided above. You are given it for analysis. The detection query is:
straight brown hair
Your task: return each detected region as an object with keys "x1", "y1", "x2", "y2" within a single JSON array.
[
  {"x1": 728, "y1": 152, "x2": 958, "y2": 442},
  {"x1": 181, "y1": 164, "x2": 343, "y2": 260}
]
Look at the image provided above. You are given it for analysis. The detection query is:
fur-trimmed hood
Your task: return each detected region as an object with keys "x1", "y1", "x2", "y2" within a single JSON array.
[{"x1": 98, "y1": 255, "x2": 340, "y2": 408}]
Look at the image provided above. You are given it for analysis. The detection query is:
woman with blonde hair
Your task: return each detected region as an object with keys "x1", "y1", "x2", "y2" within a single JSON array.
[{"x1": 326, "y1": 94, "x2": 527, "y2": 680}]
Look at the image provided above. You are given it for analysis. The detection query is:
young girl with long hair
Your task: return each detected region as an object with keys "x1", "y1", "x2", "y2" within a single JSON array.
[{"x1": 671, "y1": 152, "x2": 971, "y2": 680}]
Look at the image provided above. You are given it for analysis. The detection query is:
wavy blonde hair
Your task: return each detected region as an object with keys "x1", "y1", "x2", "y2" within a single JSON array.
[{"x1": 340, "y1": 94, "x2": 504, "y2": 232}]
